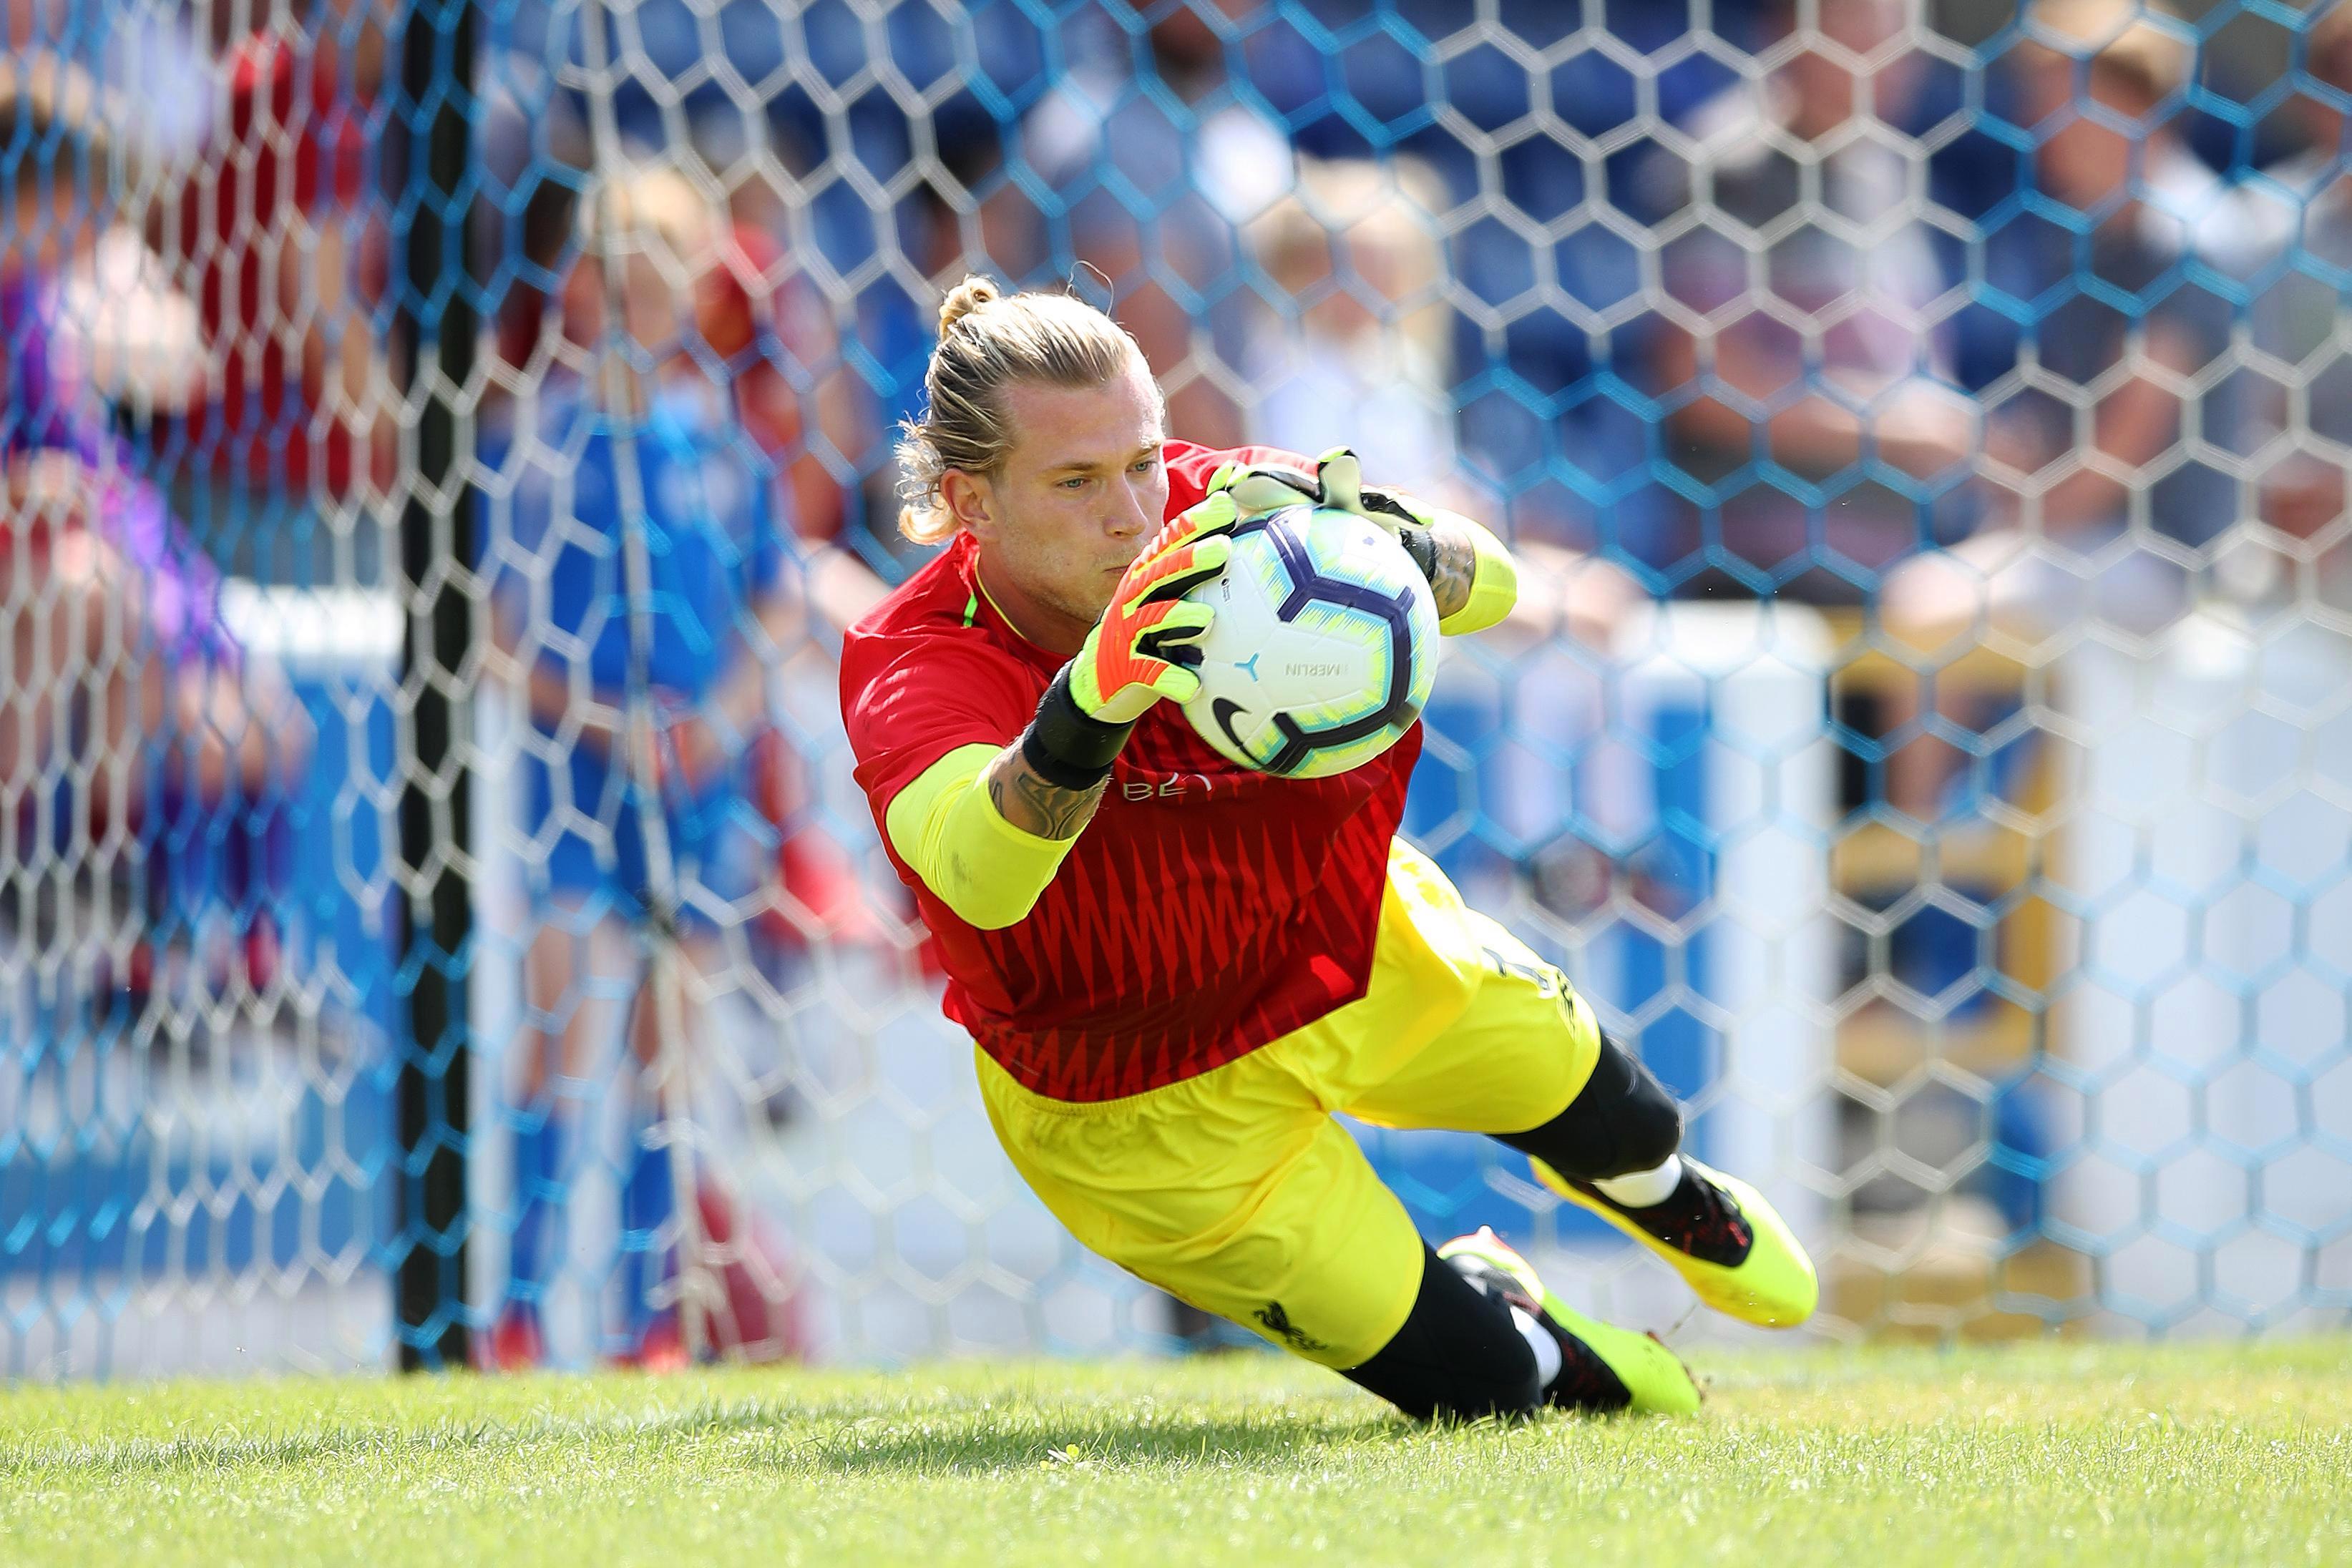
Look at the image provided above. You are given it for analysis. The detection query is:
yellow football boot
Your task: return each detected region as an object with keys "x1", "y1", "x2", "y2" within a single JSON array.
[
  {"x1": 1532, "y1": 1155, "x2": 1817, "y2": 1328},
  {"x1": 1436, "y1": 1227, "x2": 1701, "y2": 1416}
]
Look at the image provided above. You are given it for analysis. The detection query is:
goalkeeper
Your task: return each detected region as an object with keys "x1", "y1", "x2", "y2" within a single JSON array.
[{"x1": 842, "y1": 278, "x2": 1817, "y2": 1421}]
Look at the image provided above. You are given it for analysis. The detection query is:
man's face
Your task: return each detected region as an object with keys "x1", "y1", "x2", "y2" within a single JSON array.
[
  {"x1": 960, "y1": 354, "x2": 1171, "y2": 637},
  {"x1": 561, "y1": 241, "x2": 732, "y2": 368},
  {"x1": 2030, "y1": 59, "x2": 2155, "y2": 210},
  {"x1": 5, "y1": 178, "x2": 95, "y2": 278},
  {"x1": 2304, "y1": 33, "x2": 2352, "y2": 147},
  {"x1": 1777, "y1": 0, "x2": 1923, "y2": 134}
]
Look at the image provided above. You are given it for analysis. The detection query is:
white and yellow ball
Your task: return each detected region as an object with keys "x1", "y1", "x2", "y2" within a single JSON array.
[{"x1": 1179, "y1": 503, "x2": 1438, "y2": 778}]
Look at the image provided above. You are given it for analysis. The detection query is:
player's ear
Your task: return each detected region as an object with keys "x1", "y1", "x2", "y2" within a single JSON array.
[{"x1": 940, "y1": 469, "x2": 997, "y2": 539}]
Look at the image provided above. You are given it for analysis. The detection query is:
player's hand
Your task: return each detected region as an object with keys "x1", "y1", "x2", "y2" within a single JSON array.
[
  {"x1": 1214, "y1": 446, "x2": 1453, "y2": 583},
  {"x1": 1214, "y1": 445, "x2": 1424, "y2": 530},
  {"x1": 1023, "y1": 480, "x2": 1241, "y2": 791},
  {"x1": 1214, "y1": 445, "x2": 1345, "y2": 518},
  {"x1": 1068, "y1": 485, "x2": 1239, "y2": 725}
]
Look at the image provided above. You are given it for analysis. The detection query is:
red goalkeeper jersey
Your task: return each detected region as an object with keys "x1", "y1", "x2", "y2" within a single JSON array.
[{"x1": 842, "y1": 441, "x2": 1417, "y2": 1102}]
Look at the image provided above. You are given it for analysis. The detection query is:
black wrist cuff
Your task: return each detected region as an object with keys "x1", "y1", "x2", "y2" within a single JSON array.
[
  {"x1": 1021, "y1": 667, "x2": 1134, "y2": 790},
  {"x1": 1396, "y1": 522, "x2": 1440, "y2": 585}
]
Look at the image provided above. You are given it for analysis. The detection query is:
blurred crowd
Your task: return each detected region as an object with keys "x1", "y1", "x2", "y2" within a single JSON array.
[
  {"x1": 452, "y1": 0, "x2": 2352, "y2": 622},
  {"x1": 9, "y1": 0, "x2": 2352, "y2": 1358},
  {"x1": 11, "y1": 0, "x2": 2346, "y2": 882}
]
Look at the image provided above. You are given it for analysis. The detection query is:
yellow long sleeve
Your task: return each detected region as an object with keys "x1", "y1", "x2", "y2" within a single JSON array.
[
  {"x1": 1437, "y1": 516, "x2": 1518, "y2": 637},
  {"x1": 882, "y1": 742, "x2": 1076, "y2": 930}
]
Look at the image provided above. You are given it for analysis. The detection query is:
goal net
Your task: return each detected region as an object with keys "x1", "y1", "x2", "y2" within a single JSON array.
[{"x1": 4, "y1": 0, "x2": 2348, "y2": 1378}]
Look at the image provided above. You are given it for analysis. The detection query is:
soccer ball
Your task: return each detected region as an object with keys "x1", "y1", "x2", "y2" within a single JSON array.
[{"x1": 1179, "y1": 503, "x2": 1439, "y2": 778}]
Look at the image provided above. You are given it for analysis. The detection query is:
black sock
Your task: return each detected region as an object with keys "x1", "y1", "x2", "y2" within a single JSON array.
[
  {"x1": 1340, "y1": 1243, "x2": 1543, "y2": 1422},
  {"x1": 1497, "y1": 1032, "x2": 1683, "y2": 1183}
]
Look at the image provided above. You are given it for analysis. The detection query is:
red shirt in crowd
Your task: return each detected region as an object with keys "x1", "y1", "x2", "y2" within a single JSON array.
[{"x1": 164, "y1": 30, "x2": 373, "y2": 498}]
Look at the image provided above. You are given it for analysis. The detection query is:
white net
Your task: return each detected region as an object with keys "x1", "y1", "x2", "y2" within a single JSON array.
[{"x1": 4, "y1": 0, "x2": 2350, "y2": 1378}]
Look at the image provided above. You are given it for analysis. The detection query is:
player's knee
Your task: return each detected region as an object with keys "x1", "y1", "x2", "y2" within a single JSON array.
[
  {"x1": 1498, "y1": 1032, "x2": 1684, "y2": 1182},
  {"x1": 1340, "y1": 1244, "x2": 1542, "y2": 1422}
]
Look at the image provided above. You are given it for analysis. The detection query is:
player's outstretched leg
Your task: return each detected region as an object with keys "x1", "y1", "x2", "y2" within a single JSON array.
[
  {"x1": 1435, "y1": 1229, "x2": 1700, "y2": 1416},
  {"x1": 1339, "y1": 1240, "x2": 1697, "y2": 1421},
  {"x1": 1501, "y1": 1034, "x2": 1818, "y2": 1329}
]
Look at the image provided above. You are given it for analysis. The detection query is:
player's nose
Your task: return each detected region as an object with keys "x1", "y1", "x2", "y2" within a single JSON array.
[{"x1": 1106, "y1": 480, "x2": 1155, "y2": 539}]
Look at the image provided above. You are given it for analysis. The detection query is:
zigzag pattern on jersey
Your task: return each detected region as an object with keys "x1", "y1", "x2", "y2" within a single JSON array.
[{"x1": 967, "y1": 775, "x2": 1402, "y2": 1102}]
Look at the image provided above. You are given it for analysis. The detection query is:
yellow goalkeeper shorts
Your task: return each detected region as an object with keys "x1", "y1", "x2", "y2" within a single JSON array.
[{"x1": 974, "y1": 839, "x2": 1602, "y2": 1369}]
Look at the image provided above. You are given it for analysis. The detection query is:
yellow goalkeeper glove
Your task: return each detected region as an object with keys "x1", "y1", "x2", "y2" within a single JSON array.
[
  {"x1": 1216, "y1": 447, "x2": 1518, "y2": 635},
  {"x1": 1023, "y1": 484, "x2": 1240, "y2": 787}
]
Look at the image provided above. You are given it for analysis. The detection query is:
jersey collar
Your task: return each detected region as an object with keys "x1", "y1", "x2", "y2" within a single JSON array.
[{"x1": 955, "y1": 532, "x2": 1066, "y2": 675}]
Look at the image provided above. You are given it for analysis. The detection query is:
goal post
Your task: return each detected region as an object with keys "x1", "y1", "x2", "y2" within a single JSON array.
[{"x1": 391, "y1": 0, "x2": 480, "y2": 1375}]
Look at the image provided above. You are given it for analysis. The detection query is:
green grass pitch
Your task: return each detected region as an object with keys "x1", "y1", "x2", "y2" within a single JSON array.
[{"x1": 4, "y1": 1339, "x2": 2346, "y2": 1567}]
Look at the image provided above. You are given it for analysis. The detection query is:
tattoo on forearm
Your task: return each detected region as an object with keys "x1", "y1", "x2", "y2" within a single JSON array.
[
  {"x1": 1426, "y1": 522, "x2": 1478, "y2": 621},
  {"x1": 985, "y1": 745, "x2": 1106, "y2": 841}
]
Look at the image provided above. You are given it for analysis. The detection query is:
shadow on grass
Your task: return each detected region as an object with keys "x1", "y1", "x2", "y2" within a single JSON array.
[
  {"x1": 774, "y1": 1409, "x2": 1415, "y2": 1478},
  {"x1": 1, "y1": 1392, "x2": 1425, "y2": 1481}
]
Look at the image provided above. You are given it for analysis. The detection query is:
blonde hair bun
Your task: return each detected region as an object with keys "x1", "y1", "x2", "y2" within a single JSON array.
[
  {"x1": 937, "y1": 275, "x2": 1002, "y2": 335},
  {"x1": 894, "y1": 279, "x2": 1156, "y2": 546}
]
